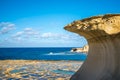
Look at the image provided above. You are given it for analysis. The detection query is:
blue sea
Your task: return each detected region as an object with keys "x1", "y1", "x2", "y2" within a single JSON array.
[{"x1": 0, "y1": 47, "x2": 87, "y2": 61}]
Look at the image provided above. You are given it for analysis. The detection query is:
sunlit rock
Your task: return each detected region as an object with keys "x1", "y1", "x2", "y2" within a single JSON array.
[
  {"x1": 64, "y1": 14, "x2": 120, "y2": 80},
  {"x1": 71, "y1": 44, "x2": 89, "y2": 53}
]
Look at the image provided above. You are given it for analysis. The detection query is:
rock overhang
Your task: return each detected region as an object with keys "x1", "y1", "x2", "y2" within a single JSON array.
[
  {"x1": 64, "y1": 14, "x2": 120, "y2": 80},
  {"x1": 64, "y1": 14, "x2": 120, "y2": 39}
]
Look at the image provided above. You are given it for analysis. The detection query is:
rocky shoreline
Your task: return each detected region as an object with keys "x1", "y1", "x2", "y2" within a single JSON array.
[
  {"x1": 0, "y1": 60, "x2": 83, "y2": 80},
  {"x1": 70, "y1": 45, "x2": 89, "y2": 53}
]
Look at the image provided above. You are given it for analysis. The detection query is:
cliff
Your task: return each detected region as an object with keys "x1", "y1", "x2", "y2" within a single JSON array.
[
  {"x1": 71, "y1": 44, "x2": 89, "y2": 53},
  {"x1": 64, "y1": 14, "x2": 120, "y2": 80}
]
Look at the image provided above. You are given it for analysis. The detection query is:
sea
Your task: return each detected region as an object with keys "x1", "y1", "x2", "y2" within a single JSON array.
[{"x1": 0, "y1": 47, "x2": 87, "y2": 61}]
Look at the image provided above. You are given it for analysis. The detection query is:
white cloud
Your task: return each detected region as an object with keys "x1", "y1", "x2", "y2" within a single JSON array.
[
  {"x1": 12, "y1": 28, "x2": 82, "y2": 41},
  {"x1": 0, "y1": 22, "x2": 15, "y2": 34},
  {"x1": 0, "y1": 22, "x2": 87, "y2": 47},
  {"x1": 23, "y1": 28, "x2": 39, "y2": 35},
  {"x1": 24, "y1": 28, "x2": 33, "y2": 31},
  {"x1": 40, "y1": 32, "x2": 81, "y2": 41},
  {"x1": 13, "y1": 31, "x2": 23, "y2": 37},
  {"x1": 12, "y1": 28, "x2": 40, "y2": 41},
  {"x1": 41, "y1": 32, "x2": 59, "y2": 39},
  {"x1": 9, "y1": 27, "x2": 86, "y2": 46},
  {"x1": 14, "y1": 37, "x2": 22, "y2": 41}
]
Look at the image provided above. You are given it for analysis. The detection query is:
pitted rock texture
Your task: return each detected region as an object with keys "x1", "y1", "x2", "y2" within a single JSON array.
[{"x1": 64, "y1": 14, "x2": 120, "y2": 80}]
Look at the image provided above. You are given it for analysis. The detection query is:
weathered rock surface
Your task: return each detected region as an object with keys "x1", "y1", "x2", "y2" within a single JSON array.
[
  {"x1": 71, "y1": 44, "x2": 89, "y2": 53},
  {"x1": 64, "y1": 14, "x2": 120, "y2": 80}
]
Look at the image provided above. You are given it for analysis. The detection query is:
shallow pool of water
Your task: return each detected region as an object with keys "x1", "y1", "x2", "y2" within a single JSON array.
[{"x1": 52, "y1": 69, "x2": 75, "y2": 75}]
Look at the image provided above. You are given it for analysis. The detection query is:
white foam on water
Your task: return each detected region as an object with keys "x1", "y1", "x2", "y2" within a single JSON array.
[{"x1": 45, "y1": 51, "x2": 76, "y2": 55}]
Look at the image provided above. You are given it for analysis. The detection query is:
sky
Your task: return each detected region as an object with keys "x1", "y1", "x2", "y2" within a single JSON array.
[{"x1": 0, "y1": 0, "x2": 120, "y2": 47}]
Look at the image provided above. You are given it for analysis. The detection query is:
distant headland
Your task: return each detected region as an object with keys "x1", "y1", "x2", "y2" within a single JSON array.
[{"x1": 70, "y1": 44, "x2": 89, "y2": 53}]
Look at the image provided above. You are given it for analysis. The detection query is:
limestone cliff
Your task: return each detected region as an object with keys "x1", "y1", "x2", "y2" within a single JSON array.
[
  {"x1": 71, "y1": 44, "x2": 89, "y2": 53},
  {"x1": 64, "y1": 14, "x2": 120, "y2": 80}
]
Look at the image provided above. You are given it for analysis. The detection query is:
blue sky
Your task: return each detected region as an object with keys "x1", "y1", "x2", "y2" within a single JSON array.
[{"x1": 0, "y1": 0, "x2": 120, "y2": 47}]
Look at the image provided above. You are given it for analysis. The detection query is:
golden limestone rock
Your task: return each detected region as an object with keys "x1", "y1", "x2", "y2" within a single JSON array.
[
  {"x1": 64, "y1": 14, "x2": 120, "y2": 80},
  {"x1": 65, "y1": 14, "x2": 120, "y2": 39}
]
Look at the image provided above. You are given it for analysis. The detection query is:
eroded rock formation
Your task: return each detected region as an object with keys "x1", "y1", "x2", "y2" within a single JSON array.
[{"x1": 64, "y1": 14, "x2": 120, "y2": 80}]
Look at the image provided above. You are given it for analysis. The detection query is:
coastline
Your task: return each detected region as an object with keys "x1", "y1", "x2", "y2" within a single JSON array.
[{"x1": 0, "y1": 60, "x2": 83, "y2": 80}]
